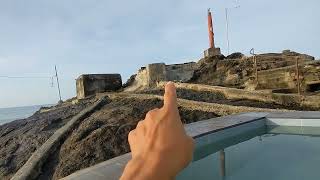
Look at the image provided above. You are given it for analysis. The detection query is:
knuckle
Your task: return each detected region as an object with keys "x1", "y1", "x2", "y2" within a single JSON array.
[
  {"x1": 136, "y1": 121, "x2": 146, "y2": 135},
  {"x1": 136, "y1": 121, "x2": 144, "y2": 128},
  {"x1": 128, "y1": 130, "x2": 135, "y2": 141},
  {"x1": 145, "y1": 108, "x2": 159, "y2": 119}
]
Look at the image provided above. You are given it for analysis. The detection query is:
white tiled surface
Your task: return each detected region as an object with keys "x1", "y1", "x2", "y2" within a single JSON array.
[{"x1": 266, "y1": 118, "x2": 320, "y2": 127}]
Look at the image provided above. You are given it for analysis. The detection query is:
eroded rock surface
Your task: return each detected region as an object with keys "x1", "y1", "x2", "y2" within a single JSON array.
[
  {"x1": 50, "y1": 97, "x2": 218, "y2": 179},
  {"x1": 0, "y1": 98, "x2": 94, "y2": 180}
]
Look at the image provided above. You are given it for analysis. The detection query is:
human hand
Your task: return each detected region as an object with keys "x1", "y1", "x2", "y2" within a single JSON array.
[{"x1": 120, "y1": 82, "x2": 194, "y2": 180}]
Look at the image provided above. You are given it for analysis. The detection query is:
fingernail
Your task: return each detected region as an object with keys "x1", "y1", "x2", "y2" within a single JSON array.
[{"x1": 166, "y1": 81, "x2": 175, "y2": 86}]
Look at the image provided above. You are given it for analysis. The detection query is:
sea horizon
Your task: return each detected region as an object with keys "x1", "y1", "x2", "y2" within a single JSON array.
[{"x1": 0, "y1": 104, "x2": 54, "y2": 125}]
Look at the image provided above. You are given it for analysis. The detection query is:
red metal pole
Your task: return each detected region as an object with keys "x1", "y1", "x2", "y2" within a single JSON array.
[{"x1": 207, "y1": 8, "x2": 215, "y2": 48}]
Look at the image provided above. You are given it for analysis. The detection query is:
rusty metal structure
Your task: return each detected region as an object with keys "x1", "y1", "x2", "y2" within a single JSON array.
[
  {"x1": 295, "y1": 57, "x2": 301, "y2": 95},
  {"x1": 207, "y1": 8, "x2": 215, "y2": 48},
  {"x1": 250, "y1": 48, "x2": 258, "y2": 84}
]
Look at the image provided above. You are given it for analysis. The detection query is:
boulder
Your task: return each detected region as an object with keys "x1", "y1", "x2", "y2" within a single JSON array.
[{"x1": 226, "y1": 52, "x2": 245, "y2": 59}]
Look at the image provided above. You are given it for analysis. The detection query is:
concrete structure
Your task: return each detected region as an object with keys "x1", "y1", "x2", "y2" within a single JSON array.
[
  {"x1": 61, "y1": 111, "x2": 320, "y2": 180},
  {"x1": 76, "y1": 74, "x2": 122, "y2": 99},
  {"x1": 146, "y1": 62, "x2": 198, "y2": 86},
  {"x1": 124, "y1": 62, "x2": 197, "y2": 91},
  {"x1": 165, "y1": 62, "x2": 197, "y2": 82},
  {"x1": 204, "y1": 47, "x2": 222, "y2": 58},
  {"x1": 256, "y1": 61, "x2": 320, "y2": 93},
  {"x1": 204, "y1": 9, "x2": 221, "y2": 58},
  {"x1": 146, "y1": 63, "x2": 167, "y2": 88}
]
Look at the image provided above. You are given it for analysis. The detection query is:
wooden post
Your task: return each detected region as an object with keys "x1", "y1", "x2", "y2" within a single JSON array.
[
  {"x1": 295, "y1": 58, "x2": 301, "y2": 95},
  {"x1": 254, "y1": 55, "x2": 258, "y2": 84},
  {"x1": 250, "y1": 48, "x2": 258, "y2": 85}
]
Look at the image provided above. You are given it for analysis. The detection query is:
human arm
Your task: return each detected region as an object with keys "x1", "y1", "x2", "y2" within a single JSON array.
[{"x1": 120, "y1": 82, "x2": 194, "y2": 180}]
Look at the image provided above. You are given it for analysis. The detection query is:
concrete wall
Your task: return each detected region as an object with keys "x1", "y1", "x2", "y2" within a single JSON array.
[
  {"x1": 166, "y1": 62, "x2": 197, "y2": 82},
  {"x1": 123, "y1": 68, "x2": 148, "y2": 91},
  {"x1": 146, "y1": 63, "x2": 167, "y2": 87},
  {"x1": 256, "y1": 61, "x2": 320, "y2": 93},
  {"x1": 257, "y1": 68, "x2": 296, "y2": 90},
  {"x1": 204, "y1": 47, "x2": 221, "y2": 57},
  {"x1": 76, "y1": 74, "x2": 122, "y2": 99},
  {"x1": 125, "y1": 62, "x2": 197, "y2": 91}
]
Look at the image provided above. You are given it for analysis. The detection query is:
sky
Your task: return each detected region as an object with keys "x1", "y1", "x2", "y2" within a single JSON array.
[{"x1": 0, "y1": 0, "x2": 319, "y2": 108}]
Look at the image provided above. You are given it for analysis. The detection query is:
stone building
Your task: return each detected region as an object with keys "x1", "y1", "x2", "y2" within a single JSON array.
[
  {"x1": 124, "y1": 62, "x2": 198, "y2": 91},
  {"x1": 76, "y1": 74, "x2": 122, "y2": 99}
]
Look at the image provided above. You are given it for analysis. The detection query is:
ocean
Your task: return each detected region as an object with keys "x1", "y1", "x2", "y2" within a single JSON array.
[{"x1": 0, "y1": 105, "x2": 48, "y2": 125}]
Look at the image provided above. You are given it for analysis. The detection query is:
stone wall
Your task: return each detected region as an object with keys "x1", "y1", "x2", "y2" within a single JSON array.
[
  {"x1": 123, "y1": 68, "x2": 148, "y2": 91},
  {"x1": 255, "y1": 61, "x2": 320, "y2": 93},
  {"x1": 124, "y1": 62, "x2": 197, "y2": 91},
  {"x1": 166, "y1": 62, "x2": 197, "y2": 82},
  {"x1": 146, "y1": 63, "x2": 167, "y2": 87},
  {"x1": 257, "y1": 68, "x2": 296, "y2": 90},
  {"x1": 76, "y1": 74, "x2": 122, "y2": 99}
]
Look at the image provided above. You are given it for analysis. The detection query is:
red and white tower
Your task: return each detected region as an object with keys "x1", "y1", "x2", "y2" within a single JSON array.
[
  {"x1": 204, "y1": 8, "x2": 221, "y2": 58},
  {"x1": 207, "y1": 8, "x2": 215, "y2": 48}
]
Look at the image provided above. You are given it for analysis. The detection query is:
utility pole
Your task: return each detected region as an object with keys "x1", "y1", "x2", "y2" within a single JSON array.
[
  {"x1": 55, "y1": 65, "x2": 63, "y2": 103},
  {"x1": 225, "y1": 8, "x2": 230, "y2": 56},
  {"x1": 225, "y1": 2, "x2": 240, "y2": 56}
]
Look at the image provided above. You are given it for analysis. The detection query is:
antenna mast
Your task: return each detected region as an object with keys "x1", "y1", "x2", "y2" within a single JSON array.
[{"x1": 55, "y1": 65, "x2": 62, "y2": 103}]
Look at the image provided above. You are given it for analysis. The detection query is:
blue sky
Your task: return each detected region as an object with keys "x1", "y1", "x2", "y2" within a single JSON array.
[{"x1": 0, "y1": 0, "x2": 319, "y2": 108}]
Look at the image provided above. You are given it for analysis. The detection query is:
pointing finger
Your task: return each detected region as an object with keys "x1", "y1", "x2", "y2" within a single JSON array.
[{"x1": 163, "y1": 82, "x2": 178, "y2": 111}]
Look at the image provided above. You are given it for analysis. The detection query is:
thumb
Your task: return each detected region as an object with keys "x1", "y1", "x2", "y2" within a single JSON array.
[{"x1": 163, "y1": 82, "x2": 178, "y2": 110}]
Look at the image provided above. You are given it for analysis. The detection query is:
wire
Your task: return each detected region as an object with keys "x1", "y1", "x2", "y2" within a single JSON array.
[
  {"x1": 0, "y1": 75, "x2": 56, "y2": 87},
  {"x1": 0, "y1": 75, "x2": 52, "y2": 79}
]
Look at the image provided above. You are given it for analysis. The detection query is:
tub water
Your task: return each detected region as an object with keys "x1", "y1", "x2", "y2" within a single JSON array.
[{"x1": 177, "y1": 126, "x2": 320, "y2": 180}]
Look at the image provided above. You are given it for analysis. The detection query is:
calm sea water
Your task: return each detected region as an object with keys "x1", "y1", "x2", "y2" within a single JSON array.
[{"x1": 0, "y1": 105, "x2": 48, "y2": 125}]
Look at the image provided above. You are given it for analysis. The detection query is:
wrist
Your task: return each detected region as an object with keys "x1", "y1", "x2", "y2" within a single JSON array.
[{"x1": 121, "y1": 154, "x2": 174, "y2": 180}]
